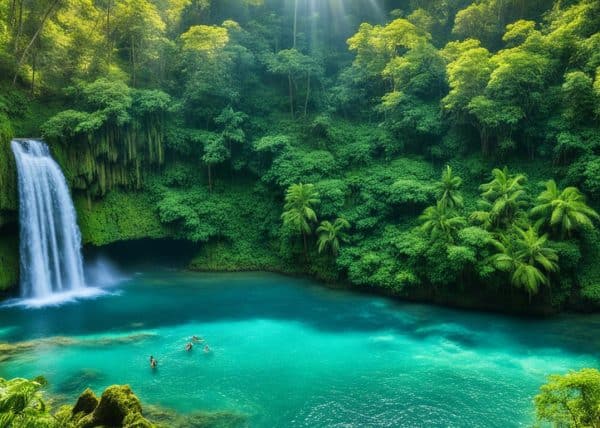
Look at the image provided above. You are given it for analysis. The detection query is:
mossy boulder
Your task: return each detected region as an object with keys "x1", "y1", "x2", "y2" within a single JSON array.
[
  {"x1": 77, "y1": 385, "x2": 153, "y2": 428},
  {"x1": 72, "y1": 388, "x2": 98, "y2": 416}
]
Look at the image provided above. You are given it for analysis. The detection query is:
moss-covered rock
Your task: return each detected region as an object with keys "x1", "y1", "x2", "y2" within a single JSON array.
[
  {"x1": 72, "y1": 388, "x2": 98, "y2": 417},
  {"x1": 78, "y1": 385, "x2": 152, "y2": 428}
]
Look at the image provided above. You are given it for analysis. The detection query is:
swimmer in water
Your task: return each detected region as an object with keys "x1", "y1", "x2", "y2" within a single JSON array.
[
  {"x1": 185, "y1": 342, "x2": 193, "y2": 352},
  {"x1": 203, "y1": 345, "x2": 211, "y2": 353},
  {"x1": 150, "y1": 356, "x2": 157, "y2": 369}
]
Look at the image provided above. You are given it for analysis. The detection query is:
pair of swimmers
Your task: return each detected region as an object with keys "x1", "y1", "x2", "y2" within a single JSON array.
[
  {"x1": 185, "y1": 341, "x2": 211, "y2": 353},
  {"x1": 150, "y1": 336, "x2": 211, "y2": 368},
  {"x1": 188, "y1": 335, "x2": 210, "y2": 352}
]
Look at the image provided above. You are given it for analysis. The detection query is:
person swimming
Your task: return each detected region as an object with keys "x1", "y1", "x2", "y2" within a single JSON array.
[
  {"x1": 185, "y1": 342, "x2": 193, "y2": 352},
  {"x1": 150, "y1": 356, "x2": 157, "y2": 369},
  {"x1": 192, "y1": 335, "x2": 204, "y2": 343},
  {"x1": 203, "y1": 345, "x2": 211, "y2": 353}
]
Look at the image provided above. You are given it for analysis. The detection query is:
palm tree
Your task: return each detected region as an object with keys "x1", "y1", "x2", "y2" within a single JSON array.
[
  {"x1": 489, "y1": 227, "x2": 558, "y2": 301},
  {"x1": 531, "y1": 179, "x2": 599, "y2": 237},
  {"x1": 281, "y1": 183, "x2": 320, "y2": 259},
  {"x1": 472, "y1": 167, "x2": 527, "y2": 229},
  {"x1": 437, "y1": 165, "x2": 463, "y2": 209},
  {"x1": 317, "y1": 217, "x2": 350, "y2": 256},
  {"x1": 419, "y1": 201, "x2": 466, "y2": 243}
]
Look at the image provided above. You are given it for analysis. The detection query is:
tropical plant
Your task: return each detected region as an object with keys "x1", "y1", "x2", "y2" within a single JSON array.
[
  {"x1": 531, "y1": 179, "x2": 599, "y2": 238},
  {"x1": 0, "y1": 377, "x2": 55, "y2": 428},
  {"x1": 471, "y1": 167, "x2": 527, "y2": 229},
  {"x1": 419, "y1": 201, "x2": 466, "y2": 243},
  {"x1": 281, "y1": 183, "x2": 320, "y2": 259},
  {"x1": 317, "y1": 217, "x2": 351, "y2": 256},
  {"x1": 436, "y1": 165, "x2": 464, "y2": 209},
  {"x1": 489, "y1": 227, "x2": 558, "y2": 300},
  {"x1": 535, "y1": 368, "x2": 600, "y2": 428}
]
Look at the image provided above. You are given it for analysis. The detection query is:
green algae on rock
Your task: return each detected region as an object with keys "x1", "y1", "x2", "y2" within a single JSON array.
[
  {"x1": 71, "y1": 388, "x2": 99, "y2": 417},
  {"x1": 77, "y1": 385, "x2": 152, "y2": 428}
]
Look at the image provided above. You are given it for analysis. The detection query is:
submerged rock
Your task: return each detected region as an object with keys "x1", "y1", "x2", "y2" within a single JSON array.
[
  {"x1": 144, "y1": 404, "x2": 248, "y2": 428},
  {"x1": 183, "y1": 411, "x2": 248, "y2": 428},
  {"x1": 0, "y1": 333, "x2": 157, "y2": 363},
  {"x1": 60, "y1": 369, "x2": 105, "y2": 395}
]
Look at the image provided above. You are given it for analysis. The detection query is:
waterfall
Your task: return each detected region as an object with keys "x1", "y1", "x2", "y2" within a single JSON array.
[{"x1": 11, "y1": 139, "x2": 86, "y2": 299}]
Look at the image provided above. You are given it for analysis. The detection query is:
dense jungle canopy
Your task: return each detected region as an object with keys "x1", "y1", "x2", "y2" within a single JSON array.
[{"x1": 0, "y1": 0, "x2": 600, "y2": 313}]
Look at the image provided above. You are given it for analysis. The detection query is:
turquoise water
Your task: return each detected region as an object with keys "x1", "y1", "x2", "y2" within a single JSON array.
[{"x1": 0, "y1": 270, "x2": 599, "y2": 427}]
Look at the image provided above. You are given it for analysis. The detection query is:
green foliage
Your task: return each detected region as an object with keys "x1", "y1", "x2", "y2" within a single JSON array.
[
  {"x1": 419, "y1": 202, "x2": 466, "y2": 243},
  {"x1": 437, "y1": 165, "x2": 463, "y2": 209},
  {"x1": 281, "y1": 183, "x2": 319, "y2": 236},
  {"x1": 76, "y1": 191, "x2": 168, "y2": 246},
  {"x1": 471, "y1": 167, "x2": 527, "y2": 230},
  {"x1": 489, "y1": 227, "x2": 558, "y2": 299},
  {"x1": 264, "y1": 148, "x2": 337, "y2": 187},
  {"x1": 0, "y1": 377, "x2": 55, "y2": 428},
  {"x1": 317, "y1": 218, "x2": 350, "y2": 256},
  {"x1": 531, "y1": 179, "x2": 599, "y2": 238},
  {"x1": 535, "y1": 368, "x2": 600, "y2": 428},
  {"x1": 181, "y1": 25, "x2": 229, "y2": 53}
]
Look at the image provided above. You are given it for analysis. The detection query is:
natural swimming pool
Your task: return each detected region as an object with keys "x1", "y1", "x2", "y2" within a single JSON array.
[{"x1": 0, "y1": 270, "x2": 598, "y2": 427}]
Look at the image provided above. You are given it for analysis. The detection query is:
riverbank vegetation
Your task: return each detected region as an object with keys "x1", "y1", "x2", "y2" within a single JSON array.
[
  {"x1": 0, "y1": 0, "x2": 600, "y2": 312},
  {"x1": 0, "y1": 377, "x2": 246, "y2": 427}
]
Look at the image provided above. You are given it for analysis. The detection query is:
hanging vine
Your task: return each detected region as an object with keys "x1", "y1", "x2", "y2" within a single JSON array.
[{"x1": 41, "y1": 79, "x2": 171, "y2": 198}]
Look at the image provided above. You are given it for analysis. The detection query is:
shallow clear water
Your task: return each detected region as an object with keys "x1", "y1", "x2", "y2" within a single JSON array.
[{"x1": 0, "y1": 270, "x2": 599, "y2": 427}]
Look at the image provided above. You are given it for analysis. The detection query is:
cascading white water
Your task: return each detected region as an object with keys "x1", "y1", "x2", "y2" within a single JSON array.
[{"x1": 11, "y1": 139, "x2": 86, "y2": 299}]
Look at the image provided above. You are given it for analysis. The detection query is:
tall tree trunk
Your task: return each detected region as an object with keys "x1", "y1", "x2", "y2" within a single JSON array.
[
  {"x1": 12, "y1": 0, "x2": 61, "y2": 85},
  {"x1": 293, "y1": 0, "x2": 298, "y2": 48},
  {"x1": 304, "y1": 72, "x2": 310, "y2": 116},
  {"x1": 30, "y1": 49, "x2": 36, "y2": 94},
  {"x1": 14, "y1": 0, "x2": 23, "y2": 53},
  {"x1": 130, "y1": 35, "x2": 136, "y2": 87},
  {"x1": 106, "y1": 0, "x2": 112, "y2": 70},
  {"x1": 207, "y1": 164, "x2": 213, "y2": 192},
  {"x1": 302, "y1": 231, "x2": 308, "y2": 262},
  {"x1": 479, "y1": 127, "x2": 489, "y2": 155},
  {"x1": 9, "y1": 0, "x2": 17, "y2": 28},
  {"x1": 288, "y1": 73, "x2": 294, "y2": 119}
]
